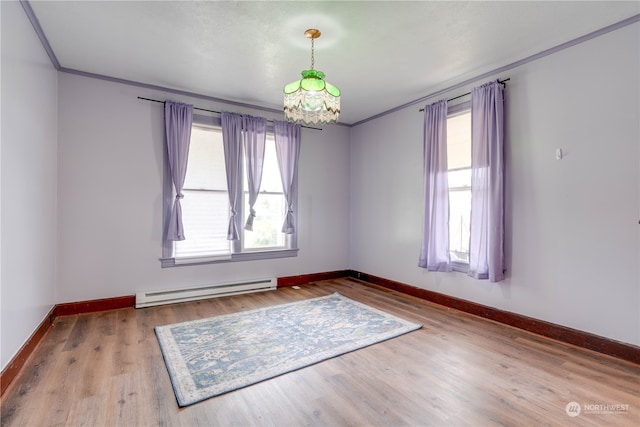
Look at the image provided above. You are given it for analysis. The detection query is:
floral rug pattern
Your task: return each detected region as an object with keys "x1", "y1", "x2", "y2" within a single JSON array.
[{"x1": 155, "y1": 292, "x2": 421, "y2": 406}]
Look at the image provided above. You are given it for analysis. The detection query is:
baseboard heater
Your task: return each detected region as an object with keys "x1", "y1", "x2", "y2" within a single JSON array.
[{"x1": 135, "y1": 278, "x2": 277, "y2": 308}]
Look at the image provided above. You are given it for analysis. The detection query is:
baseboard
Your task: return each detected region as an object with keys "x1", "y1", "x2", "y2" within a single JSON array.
[
  {"x1": 350, "y1": 270, "x2": 640, "y2": 365},
  {"x1": 0, "y1": 295, "x2": 135, "y2": 398},
  {"x1": 278, "y1": 270, "x2": 351, "y2": 287},
  {"x1": 1, "y1": 271, "x2": 348, "y2": 398},
  {"x1": 0, "y1": 307, "x2": 55, "y2": 396},
  {"x1": 4, "y1": 269, "x2": 637, "y2": 399},
  {"x1": 53, "y1": 295, "x2": 136, "y2": 317}
]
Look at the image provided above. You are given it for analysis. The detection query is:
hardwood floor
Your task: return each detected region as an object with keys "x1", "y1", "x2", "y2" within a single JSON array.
[{"x1": 2, "y1": 278, "x2": 639, "y2": 426}]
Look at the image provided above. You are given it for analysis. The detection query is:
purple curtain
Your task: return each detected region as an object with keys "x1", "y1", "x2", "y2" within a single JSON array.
[
  {"x1": 164, "y1": 101, "x2": 193, "y2": 241},
  {"x1": 273, "y1": 120, "x2": 301, "y2": 234},
  {"x1": 242, "y1": 115, "x2": 267, "y2": 231},
  {"x1": 419, "y1": 99, "x2": 452, "y2": 271},
  {"x1": 468, "y1": 80, "x2": 505, "y2": 282},
  {"x1": 221, "y1": 112, "x2": 243, "y2": 241}
]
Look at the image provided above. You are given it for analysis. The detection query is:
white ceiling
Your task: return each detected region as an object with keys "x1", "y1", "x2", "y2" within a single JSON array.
[{"x1": 29, "y1": 1, "x2": 639, "y2": 125}]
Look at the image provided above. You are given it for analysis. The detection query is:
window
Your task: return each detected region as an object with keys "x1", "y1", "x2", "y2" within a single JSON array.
[
  {"x1": 420, "y1": 81, "x2": 505, "y2": 280},
  {"x1": 174, "y1": 125, "x2": 230, "y2": 259},
  {"x1": 164, "y1": 116, "x2": 297, "y2": 266},
  {"x1": 447, "y1": 110, "x2": 471, "y2": 266},
  {"x1": 241, "y1": 135, "x2": 286, "y2": 251}
]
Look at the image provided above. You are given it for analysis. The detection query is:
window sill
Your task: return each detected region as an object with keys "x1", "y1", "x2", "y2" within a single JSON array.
[
  {"x1": 451, "y1": 261, "x2": 469, "y2": 273},
  {"x1": 160, "y1": 248, "x2": 298, "y2": 268}
]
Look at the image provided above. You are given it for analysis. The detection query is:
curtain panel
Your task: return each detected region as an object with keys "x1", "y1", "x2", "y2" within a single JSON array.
[
  {"x1": 273, "y1": 120, "x2": 301, "y2": 234},
  {"x1": 468, "y1": 80, "x2": 505, "y2": 282},
  {"x1": 164, "y1": 101, "x2": 193, "y2": 242},
  {"x1": 242, "y1": 115, "x2": 267, "y2": 231},
  {"x1": 221, "y1": 112, "x2": 244, "y2": 241},
  {"x1": 419, "y1": 99, "x2": 452, "y2": 271}
]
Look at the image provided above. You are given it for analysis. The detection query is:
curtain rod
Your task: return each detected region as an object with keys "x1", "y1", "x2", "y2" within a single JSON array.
[
  {"x1": 418, "y1": 78, "x2": 510, "y2": 112},
  {"x1": 137, "y1": 96, "x2": 322, "y2": 130}
]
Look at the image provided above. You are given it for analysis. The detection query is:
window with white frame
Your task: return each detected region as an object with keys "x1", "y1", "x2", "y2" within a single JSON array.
[
  {"x1": 447, "y1": 110, "x2": 471, "y2": 265},
  {"x1": 170, "y1": 119, "x2": 294, "y2": 264},
  {"x1": 242, "y1": 135, "x2": 287, "y2": 251},
  {"x1": 174, "y1": 124, "x2": 230, "y2": 259}
]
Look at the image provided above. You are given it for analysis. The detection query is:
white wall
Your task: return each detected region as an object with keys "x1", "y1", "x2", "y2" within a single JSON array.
[
  {"x1": 1, "y1": 1, "x2": 58, "y2": 370},
  {"x1": 56, "y1": 73, "x2": 351, "y2": 303},
  {"x1": 350, "y1": 23, "x2": 640, "y2": 346}
]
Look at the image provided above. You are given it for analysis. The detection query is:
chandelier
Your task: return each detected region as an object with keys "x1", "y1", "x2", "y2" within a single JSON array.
[{"x1": 283, "y1": 29, "x2": 340, "y2": 126}]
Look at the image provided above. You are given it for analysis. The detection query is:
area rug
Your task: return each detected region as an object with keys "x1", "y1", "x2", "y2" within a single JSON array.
[{"x1": 155, "y1": 292, "x2": 422, "y2": 406}]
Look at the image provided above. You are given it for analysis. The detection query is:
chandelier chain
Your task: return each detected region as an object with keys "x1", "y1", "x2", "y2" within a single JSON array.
[{"x1": 310, "y1": 38, "x2": 315, "y2": 70}]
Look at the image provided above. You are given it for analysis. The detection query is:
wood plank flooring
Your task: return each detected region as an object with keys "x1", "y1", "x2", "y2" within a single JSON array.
[{"x1": 2, "y1": 278, "x2": 639, "y2": 426}]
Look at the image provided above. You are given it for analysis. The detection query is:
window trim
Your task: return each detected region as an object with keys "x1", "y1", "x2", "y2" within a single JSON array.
[
  {"x1": 160, "y1": 248, "x2": 299, "y2": 268},
  {"x1": 160, "y1": 113, "x2": 298, "y2": 268}
]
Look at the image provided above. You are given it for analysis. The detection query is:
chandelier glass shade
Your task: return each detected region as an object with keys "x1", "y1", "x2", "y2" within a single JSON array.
[{"x1": 284, "y1": 29, "x2": 340, "y2": 126}]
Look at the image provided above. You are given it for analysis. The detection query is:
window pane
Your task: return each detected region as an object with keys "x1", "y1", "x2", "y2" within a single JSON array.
[
  {"x1": 447, "y1": 110, "x2": 471, "y2": 265},
  {"x1": 175, "y1": 125, "x2": 230, "y2": 258},
  {"x1": 184, "y1": 126, "x2": 227, "y2": 190},
  {"x1": 174, "y1": 190, "x2": 230, "y2": 258},
  {"x1": 243, "y1": 194, "x2": 286, "y2": 250},
  {"x1": 448, "y1": 168, "x2": 471, "y2": 189},
  {"x1": 243, "y1": 135, "x2": 283, "y2": 193},
  {"x1": 242, "y1": 136, "x2": 286, "y2": 250},
  {"x1": 243, "y1": 193, "x2": 286, "y2": 250},
  {"x1": 447, "y1": 111, "x2": 471, "y2": 170},
  {"x1": 449, "y1": 189, "x2": 471, "y2": 263},
  {"x1": 262, "y1": 137, "x2": 283, "y2": 193}
]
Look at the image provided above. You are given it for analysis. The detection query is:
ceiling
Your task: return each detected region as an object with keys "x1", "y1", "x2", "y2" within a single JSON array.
[{"x1": 28, "y1": 1, "x2": 639, "y2": 125}]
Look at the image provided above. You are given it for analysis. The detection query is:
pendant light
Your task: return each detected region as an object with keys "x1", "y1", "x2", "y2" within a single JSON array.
[{"x1": 283, "y1": 29, "x2": 340, "y2": 126}]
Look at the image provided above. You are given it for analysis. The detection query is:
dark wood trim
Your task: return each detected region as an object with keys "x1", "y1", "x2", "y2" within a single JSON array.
[
  {"x1": 0, "y1": 307, "x2": 55, "y2": 396},
  {"x1": 277, "y1": 270, "x2": 351, "y2": 287},
  {"x1": 4, "y1": 268, "x2": 637, "y2": 399},
  {"x1": 1, "y1": 272, "x2": 350, "y2": 397},
  {"x1": 53, "y1": 295, "x2": 135, "y2": 317},
  {"x1": 1, "y1": 295, "x2": 135, "y2": 398},
  {"x1": 350, "y1": 270, "x2": 640, "y2": 365}
]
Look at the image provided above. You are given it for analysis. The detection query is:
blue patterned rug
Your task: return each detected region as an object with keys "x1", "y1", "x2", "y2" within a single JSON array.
[{"x1": 155, "y1": 292, "x2": 422, "y2": 406}]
